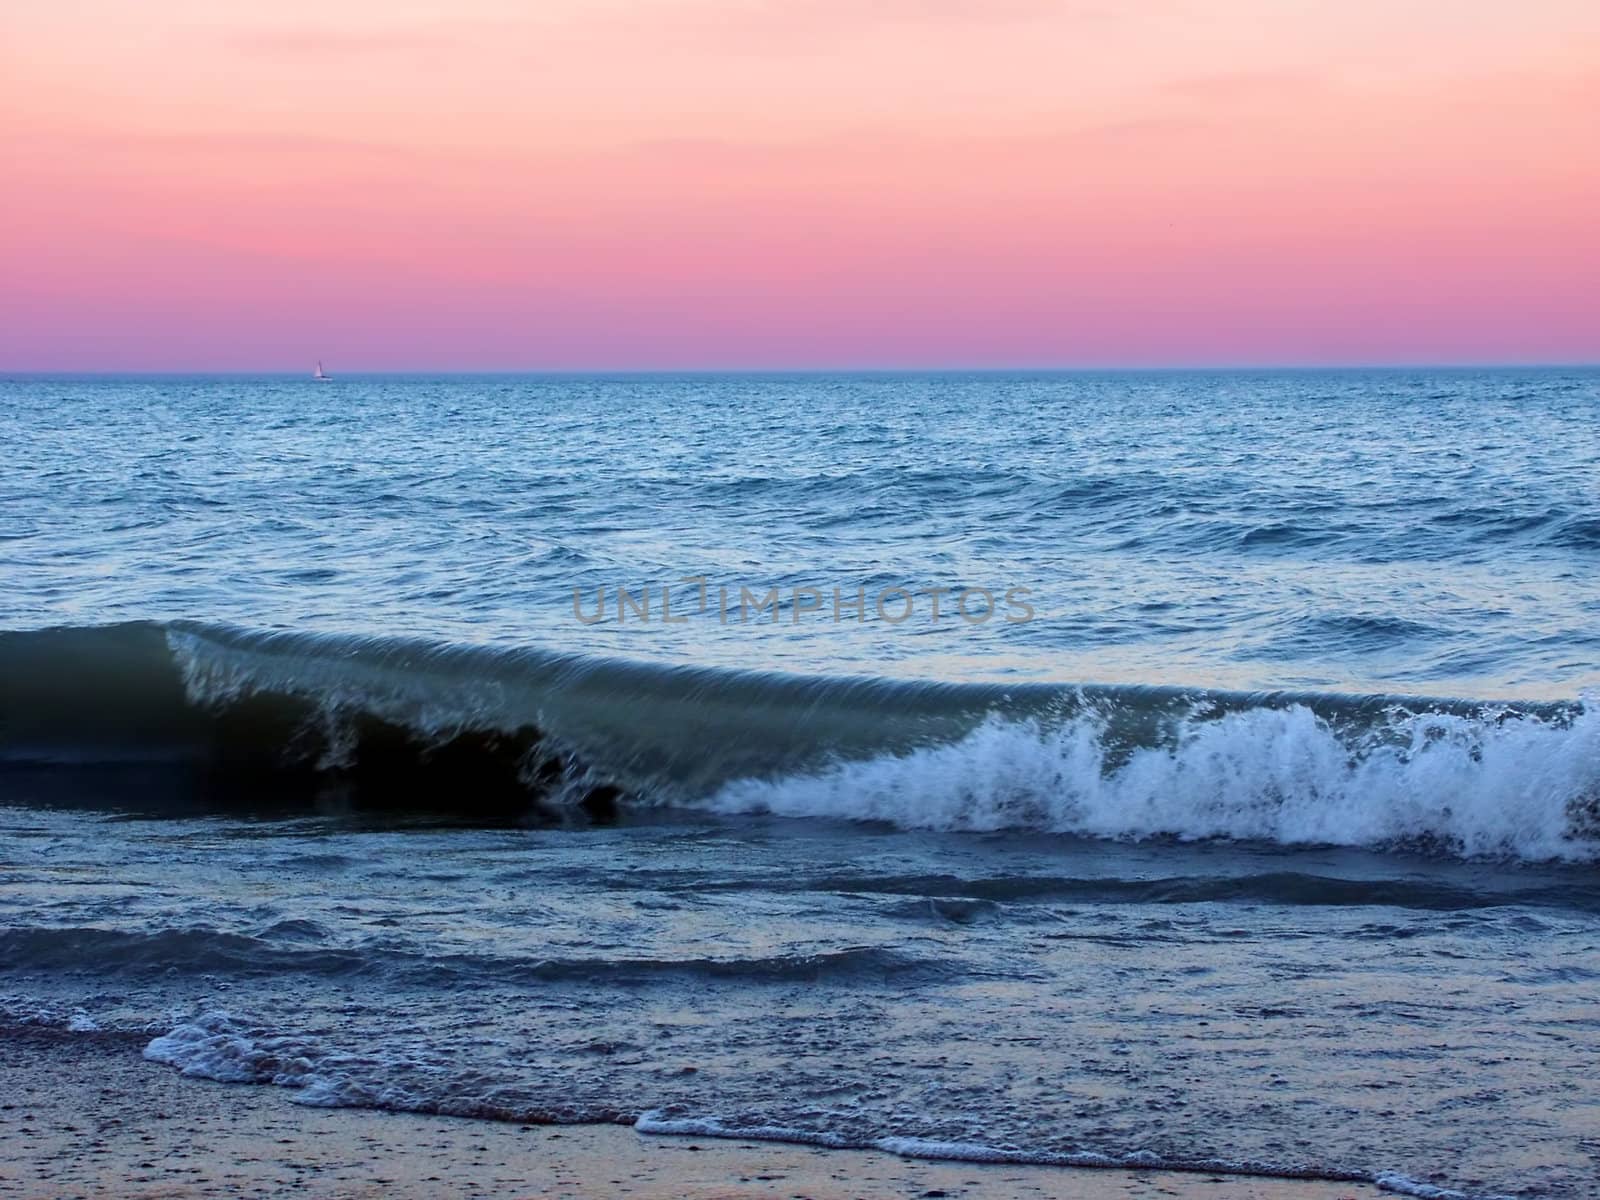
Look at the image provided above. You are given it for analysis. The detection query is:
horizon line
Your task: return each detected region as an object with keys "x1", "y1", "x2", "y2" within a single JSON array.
[{"x1": 5, "y1": 361, "x2": 1599, "y2": 378}]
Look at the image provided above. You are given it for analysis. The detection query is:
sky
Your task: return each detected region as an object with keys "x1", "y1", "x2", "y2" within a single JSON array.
[{"x1": 2, "y1": 1, "x2": 1597, "y2": 370}]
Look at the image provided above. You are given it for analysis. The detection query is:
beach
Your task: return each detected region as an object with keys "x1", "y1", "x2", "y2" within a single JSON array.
[{"x1": 2, "y1": 1029, "x2": 1381, "y2": 1200}]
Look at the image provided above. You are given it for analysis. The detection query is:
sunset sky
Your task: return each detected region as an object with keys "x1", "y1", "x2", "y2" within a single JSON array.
[{"x1": 3, "y1": 1, "x2": 1597, "y2": 370}]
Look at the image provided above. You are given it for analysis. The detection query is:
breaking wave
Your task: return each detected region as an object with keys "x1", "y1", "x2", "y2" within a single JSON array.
[
  {"x1": 703, "y1": 705, "x2": 1600, "y2": 861},
  {"x1": 1, "y1": 620, "x2": 1596, "y2": 861}
]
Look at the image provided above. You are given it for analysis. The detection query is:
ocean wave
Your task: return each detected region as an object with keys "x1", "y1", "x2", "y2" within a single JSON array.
[
  {"x1": 634, "y1": 1112, "x2": 1403, "y2": 1187},
  {"x1": 141, "y1": 1012, "x2": 631, "y2": 1123},
  {"x1": 635, "y1": 1114, "x2": 1505, "y2": 1199},
  {"x1": 683, "y1": 870, "x2": 1600, "y2": 912},
  {"x1": 135, "y1": 1010, "x2": 1505, "y2": 1199},
  {"x1": 1, "y1": 620, "x2": 1596, "y2": 862},
  {"x1": 0, "y1": 926, "x2": 943, "y2": 987},
  {"x1": 702, "y1": 706, "x2": 1600, "y2": 861}
]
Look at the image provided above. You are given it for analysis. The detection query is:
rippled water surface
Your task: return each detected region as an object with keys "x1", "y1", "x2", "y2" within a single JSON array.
[
  {"x1": 5, "y1": 368, "x2": 1598, "y2": 694},
  {"x1": 3, "y1": 370, "x2": 1599, "y2": 1198}
]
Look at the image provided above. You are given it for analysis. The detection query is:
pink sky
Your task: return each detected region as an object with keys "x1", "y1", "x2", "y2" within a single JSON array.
[{"x1": 2, "y1": 1, "x2": 1597, "y2": 370}]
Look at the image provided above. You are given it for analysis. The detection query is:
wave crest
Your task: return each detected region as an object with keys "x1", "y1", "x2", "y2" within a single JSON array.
[
  {"x1": 1, "y1": 620, "x2": 1596, "y2": 860},
  {"x1": 705, "y1": 704, "x2": 1600, "y2": 862}
]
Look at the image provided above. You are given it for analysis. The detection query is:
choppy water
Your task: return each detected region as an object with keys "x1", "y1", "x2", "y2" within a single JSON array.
[{"x1": 3, "y1": 369, "x2": 1599, "y2": 1198}]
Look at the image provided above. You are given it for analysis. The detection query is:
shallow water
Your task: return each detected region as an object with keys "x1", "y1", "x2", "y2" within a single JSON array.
[
  {"x1": 5, "y1": 808, "x2": 1599, "y2": 1197},
  {"x1": 3, "y1": 370, "x2": 1599, "y2": 1197}
]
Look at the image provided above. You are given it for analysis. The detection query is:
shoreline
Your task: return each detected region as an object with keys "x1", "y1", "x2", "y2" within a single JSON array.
[{"x1": 0, "y1": 1028, "x2": 1382, "y2": 1200}]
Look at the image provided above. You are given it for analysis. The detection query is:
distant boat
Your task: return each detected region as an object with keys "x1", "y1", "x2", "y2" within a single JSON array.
[{"x1": 313, "y1": 361, "x2": 332, "y2": 382}]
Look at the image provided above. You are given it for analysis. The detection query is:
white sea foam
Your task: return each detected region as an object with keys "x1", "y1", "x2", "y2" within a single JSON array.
[
  {"x1": 142, "y1": 1014, "x2": 420, "y2": 1110},
  {"x1": 144, "y1": 1013, "x2": 315, "y2": 1085},
  {"x1": 141, "y1": 1013, "x2": 549, "y2": 1118},
  {"x1": 138, "y1": 1020, "x2": 1515, "y2": 1198},
  {"x1": 704, "y1": 702, "x2": 1600, "y2": 862},
  {"x1": 1372, "y1": 1172, "x2": 1515, "y2": 1200},
  {"x1": 635, "y1": 1112, "x2": 1503, "y2": 1194}
]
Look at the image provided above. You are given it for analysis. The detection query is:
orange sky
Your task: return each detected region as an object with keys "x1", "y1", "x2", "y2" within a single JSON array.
[{"x1": 3, "y1": 1, "x2": 1597, "y2": 369}]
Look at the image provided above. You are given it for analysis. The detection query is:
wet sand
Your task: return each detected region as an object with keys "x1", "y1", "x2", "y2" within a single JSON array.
[{"x1": 0, "y1": 1029, "x2": 1380, "y2": 1200}]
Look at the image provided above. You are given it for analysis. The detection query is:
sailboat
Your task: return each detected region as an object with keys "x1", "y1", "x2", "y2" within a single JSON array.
[{"x1": 313, "y1": 360, "x2": 332, "y2": 382}]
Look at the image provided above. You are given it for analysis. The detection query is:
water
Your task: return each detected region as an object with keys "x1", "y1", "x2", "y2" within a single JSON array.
[
  {"x1": 6, "y1": 369, "x2": 1600, "y2": 693},
  {"x1": 3, "y1": 369, "x2": 1599, "y2": 1197}
]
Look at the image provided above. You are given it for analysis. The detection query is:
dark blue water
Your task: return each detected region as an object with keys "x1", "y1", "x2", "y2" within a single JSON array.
[{"x1": 3, "y1": 370, "x2": 1598, "y2": 1198}]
